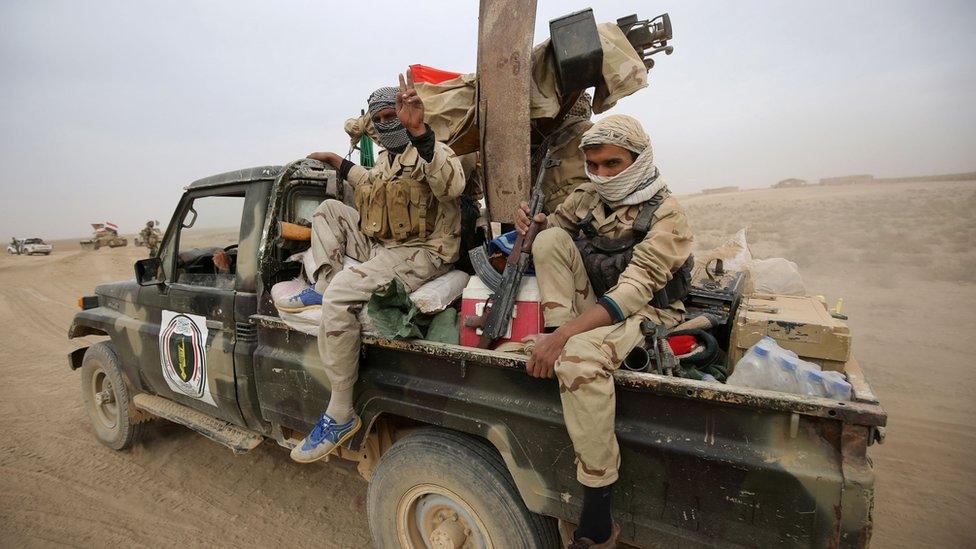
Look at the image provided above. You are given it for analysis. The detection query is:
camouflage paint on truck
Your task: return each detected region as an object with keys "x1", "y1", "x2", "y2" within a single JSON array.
[{"x1": 69, "y1": 159, "x2": 885, "y2": 547}]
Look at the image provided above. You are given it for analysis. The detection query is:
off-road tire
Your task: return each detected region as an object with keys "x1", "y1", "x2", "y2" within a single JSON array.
[
  {"x1": 367, "y1": 428, "x2": 560, "y2": 548},
  {"x1": 81, "y1": 342, "x2": 143, "y2": 450}
]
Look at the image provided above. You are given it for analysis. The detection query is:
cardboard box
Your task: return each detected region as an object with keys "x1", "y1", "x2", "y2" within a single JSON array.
[{"x1": 729, "y1": 294, "x2": 852, "y2": 371}]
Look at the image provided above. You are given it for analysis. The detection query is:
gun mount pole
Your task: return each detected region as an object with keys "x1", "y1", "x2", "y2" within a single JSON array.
[{"x1": 477, "y1": 0, "x2": 537, "y2": 224}]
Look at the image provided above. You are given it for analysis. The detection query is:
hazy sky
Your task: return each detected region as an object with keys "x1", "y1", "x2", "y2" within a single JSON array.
[{"x1": 2, "y1": 1, "x2": 975, "y2": 238}]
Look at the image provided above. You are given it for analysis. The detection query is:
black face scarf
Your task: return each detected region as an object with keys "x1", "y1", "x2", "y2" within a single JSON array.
[{"x1": 367, "y1": 86, "x2": 410, "y2": 153}]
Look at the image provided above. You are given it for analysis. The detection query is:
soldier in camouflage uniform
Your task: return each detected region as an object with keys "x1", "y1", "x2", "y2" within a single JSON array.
[
  {"x1": 139, "y1": 221, "x2": 161, "y2": 256},
  {"x1": 515, "y1": 115, "x2": 693, "y2": 547},
  {"x1": 278, "y1": 71, "x2": 465, "y2": 463}
]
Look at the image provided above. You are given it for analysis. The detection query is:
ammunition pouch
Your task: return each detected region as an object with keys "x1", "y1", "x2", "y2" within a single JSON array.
[
  {"x1": 355, "y1": 176, "x2": 437, "y2": 242},
  {"x1": 574, "y1": 192, "x2": 693, "y2": 308}
]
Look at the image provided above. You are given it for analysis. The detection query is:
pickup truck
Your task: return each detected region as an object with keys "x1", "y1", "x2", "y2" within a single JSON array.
[
  {"x1": 68, "y1": 159, "x2": 887, "y2": 548},
  {"x1": 23, "y1": 238, "x2": 53, "y2": 255},
  {"x1": 8, "y1": 237, "x2": 53, "y2": 255}
]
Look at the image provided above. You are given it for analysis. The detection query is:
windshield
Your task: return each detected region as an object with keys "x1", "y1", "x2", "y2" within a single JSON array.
[{"x1": 24, "y1": 238, "x2": 43, "y2": 244}]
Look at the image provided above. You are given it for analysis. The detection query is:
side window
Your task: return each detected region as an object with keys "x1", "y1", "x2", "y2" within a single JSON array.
[
  {"x1": 288, "y1": 188, "x2": 329, "y2": 223},
  {"x1": 175, "y1": 193, "x2": 245, "y2": 289}
]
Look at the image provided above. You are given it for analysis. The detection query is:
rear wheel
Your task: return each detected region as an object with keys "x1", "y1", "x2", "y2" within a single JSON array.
[
  {"x1": 367, "y1": 428, "x2": 559, "y2": 548},
  {"x1": 81, "y1": 342, "x2": 144, "y2": 450}
]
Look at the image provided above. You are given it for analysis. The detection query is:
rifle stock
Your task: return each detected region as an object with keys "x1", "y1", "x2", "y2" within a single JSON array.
[{"x1": 474, "y1": 153, "x2": 559, "y2": 348}]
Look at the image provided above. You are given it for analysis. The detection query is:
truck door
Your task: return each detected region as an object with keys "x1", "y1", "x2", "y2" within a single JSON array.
[{"x1": 138, "y1": 187, "x2": 248, "y2": 425}]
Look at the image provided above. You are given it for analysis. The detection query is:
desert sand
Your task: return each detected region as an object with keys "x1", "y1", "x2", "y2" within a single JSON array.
[{"x1": 1, "y1": 179, "x2": 974, "y2": 547}]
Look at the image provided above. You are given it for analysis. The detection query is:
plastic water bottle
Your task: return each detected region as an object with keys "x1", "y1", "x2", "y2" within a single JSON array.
[
  {"x1": 821, "y1": 371, "x2": 853, "y2": 401},
  {"x1": 773, "y1": 355, "x2": 801, "y2": 393},
  {"x1": 761, "y1": 336, "x2": 798, "y2": 361},
  {"x1": 728, "y1": 339, "x2": 774, "y2": 388},
  {"x1": 798, "y1": 369, "x2": 829, "y2": 398}
]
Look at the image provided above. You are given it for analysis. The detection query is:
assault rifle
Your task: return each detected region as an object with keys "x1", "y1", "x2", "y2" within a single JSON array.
[{"x1": 466, "y1": 152, "x2": 560, "y2": 349}]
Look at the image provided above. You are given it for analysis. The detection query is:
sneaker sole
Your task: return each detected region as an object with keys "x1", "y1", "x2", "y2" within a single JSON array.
[
  {"x1": 276, "y1": 303, "x2": 323, "y2": 313},
  {"x1": 291, "y1": 416, "x2": 362, "y2": 464}
]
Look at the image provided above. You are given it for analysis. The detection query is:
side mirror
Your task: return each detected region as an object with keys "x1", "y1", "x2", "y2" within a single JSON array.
[{"x1": 135, "y1": 257, "x2": 165, "y2": 287}]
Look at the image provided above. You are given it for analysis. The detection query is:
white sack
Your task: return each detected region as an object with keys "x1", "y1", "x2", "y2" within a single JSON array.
[{"x1": 746, "y1": 258, "x2": 806, "y2": 296}]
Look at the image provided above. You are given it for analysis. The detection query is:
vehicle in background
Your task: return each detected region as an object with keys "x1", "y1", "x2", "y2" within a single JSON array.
[
  {"x1": 22, "y1": 238, "x2": 53, "y2": 255},
  {"x1": 80, "y1": 222, "x2": 128, "y2": 250}
]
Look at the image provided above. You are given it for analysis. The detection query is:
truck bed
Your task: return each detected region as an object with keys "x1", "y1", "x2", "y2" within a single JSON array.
[
  {"x1": 251, "y1": 314, "x2": 886, "y2": 428},
  {"x1": 251, "y1": 313, "x2": 885, "y2": 547}
]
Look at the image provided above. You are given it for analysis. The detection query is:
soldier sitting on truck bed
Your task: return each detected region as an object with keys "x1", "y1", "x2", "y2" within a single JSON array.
[
  {"x1": 276, "y1": 71, "x2": 465, "y2": 464},
  {"x1": 514, "y1": 114, "x2": 694, "y2": 548}
]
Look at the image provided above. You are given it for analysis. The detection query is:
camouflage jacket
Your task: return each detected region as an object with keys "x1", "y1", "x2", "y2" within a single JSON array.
[
  {"x1": 542, "y1": 119, "x2": 592, "y2": 214},
  {"x1": 346, "y1": 141, "x2": 465, "y2": 263},
  {"x1": 549, "y1": 183, "x2": 694, "y2": 320}
]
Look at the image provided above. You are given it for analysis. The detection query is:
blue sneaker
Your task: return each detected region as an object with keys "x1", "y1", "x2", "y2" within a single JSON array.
[
  {"x1": 290, "y1": 413, "x2": 362, "y2": 464},
  {"x1": 275, "y1": 285, "x2": 323, "y2": 313}
]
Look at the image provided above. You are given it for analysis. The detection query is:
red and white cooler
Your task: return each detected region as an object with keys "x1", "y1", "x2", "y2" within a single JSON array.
[{"x1": 460, "y1": 276, "x2": 544, "y2": 347}]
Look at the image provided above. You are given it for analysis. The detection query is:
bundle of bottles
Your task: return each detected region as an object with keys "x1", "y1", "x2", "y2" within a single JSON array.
[{"x1": 727, "y1": 337, "x2": 852, "y2": 401}]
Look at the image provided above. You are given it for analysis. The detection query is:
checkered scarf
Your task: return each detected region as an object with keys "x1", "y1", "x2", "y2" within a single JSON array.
[{"x1": 367, "y1": 86, "x2": 410, "y2": 152}]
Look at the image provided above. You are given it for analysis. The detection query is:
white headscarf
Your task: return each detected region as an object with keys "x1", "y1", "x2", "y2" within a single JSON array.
[{"x1": 579, "y1": 114, "x2": 667, "y2": 207}]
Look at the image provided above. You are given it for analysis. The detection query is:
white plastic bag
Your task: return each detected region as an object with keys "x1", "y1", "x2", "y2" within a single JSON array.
[
  {"x1": 746, "y1": 258, "x2": 806, "y2": 296},
  {"x1": 697, "y1": 228, "x2": 753, "y2": 273},
  {"x1": 410, "y1": 270, "x2": 469, "y2": 313}
]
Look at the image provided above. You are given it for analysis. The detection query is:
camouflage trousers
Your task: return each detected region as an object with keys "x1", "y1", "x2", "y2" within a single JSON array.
[
  {"x1": 309, "y1": 200, "x2": 449, "y2": 393},
  {"x1": 533, "y1": 227, "x2": 681, "y2": 487}
]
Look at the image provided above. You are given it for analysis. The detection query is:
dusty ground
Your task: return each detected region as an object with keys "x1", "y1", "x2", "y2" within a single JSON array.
[{"x1": 1, "y1": 179, "x2": 974, "y2": 547}]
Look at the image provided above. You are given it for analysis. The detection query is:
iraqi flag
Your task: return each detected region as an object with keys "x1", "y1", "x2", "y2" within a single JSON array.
[
  {"x1": 104, "y1": 221, "x2": 118, "y2": 231},
  {"x1": 408, "y1": 64, "x2": 463, "y2": 84}
]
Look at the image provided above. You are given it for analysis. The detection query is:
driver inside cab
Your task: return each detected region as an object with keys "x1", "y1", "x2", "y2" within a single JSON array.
[{"x1": 176, "y1": 247, "x2": 236, "y2": 288}]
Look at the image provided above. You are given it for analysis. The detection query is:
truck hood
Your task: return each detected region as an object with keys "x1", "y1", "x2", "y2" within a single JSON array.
[{"x1": 95, "y1": 280, "x2": 140, "y2": 304}]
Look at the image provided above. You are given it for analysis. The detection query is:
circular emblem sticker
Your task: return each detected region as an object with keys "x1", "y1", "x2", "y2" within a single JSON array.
[{"x1": 160, "y1": 313, "x2": 207, "y2": 398}]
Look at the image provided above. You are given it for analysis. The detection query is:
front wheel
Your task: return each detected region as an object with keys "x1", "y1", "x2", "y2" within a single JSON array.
[
  {"x1": 367, "y1": 428, "x2": 559, "y2": 548},
  {"x1": 81, "y1": 342, "x2": 144, "y2": 450}
]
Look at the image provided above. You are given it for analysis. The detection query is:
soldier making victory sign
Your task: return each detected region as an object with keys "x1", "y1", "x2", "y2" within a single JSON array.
[
  {"x1": 277, "y1": 70, "x2": 466, "y2": 463},
  {"x1": 515, "y1": 115, "x2": 694, "y2": 548}
]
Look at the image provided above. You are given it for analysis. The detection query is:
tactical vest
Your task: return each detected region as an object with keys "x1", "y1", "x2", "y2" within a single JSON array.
[
  {"x1": 354, "y1": 173, "x2": 438, "y2": 242},
  {"x1": 574, "y1": 192, "x2": 694, "y2": 309}
]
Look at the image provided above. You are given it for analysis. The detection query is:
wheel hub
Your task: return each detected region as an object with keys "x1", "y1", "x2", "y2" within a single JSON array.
[
  {"x1": 95, "y1": 388, "x2": 114, "y2": 405},
  {"x1": 90, "y1": 370, "x2": 119, "y2": 429},
  {"x1": 398, "y1": 486, "x2": 491, "y2": 549},
  {"x1": 429, "y1": 518, "x2": 467, "y2": 548}
]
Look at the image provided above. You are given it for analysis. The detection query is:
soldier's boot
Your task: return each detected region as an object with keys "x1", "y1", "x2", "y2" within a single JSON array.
[
  {"x1": 290, "y1": 412, "x2": 362, "y2": 464},
  {"x1": 567, "y1": 522, "x2": 620, "y2": 549}
]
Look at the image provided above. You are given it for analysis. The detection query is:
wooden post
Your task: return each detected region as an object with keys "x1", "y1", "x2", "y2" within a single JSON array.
[{"x1": 477, "y1": 0, "x2": 537, "y2": 223}]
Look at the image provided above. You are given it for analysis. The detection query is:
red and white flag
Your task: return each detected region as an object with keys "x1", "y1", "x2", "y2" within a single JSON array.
[{"x1": 104, "y1": 221, "x2": 119, "y2": 231}]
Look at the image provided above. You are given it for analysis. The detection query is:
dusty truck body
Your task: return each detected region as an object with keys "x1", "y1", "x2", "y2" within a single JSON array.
[
  {"x1": 68, "y1": 158, "x2": 886, "y2": 547},
  {"x1": 67, "y1": 4, "x2": 885, "y2": 546}
]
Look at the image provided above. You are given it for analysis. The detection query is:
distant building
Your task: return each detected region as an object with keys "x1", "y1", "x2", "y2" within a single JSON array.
[
  {"x1": 876, "y1": 171, "x2": 976, "y2": 184},
  {"x1": 773, "y1": 178, "x2": 808, "y2": 189},
  {"x1": 819, "y1": 174, "x2": 874, "y2": 186},
  {"x1": 701, "y1": 186, "x2": 739, "y2": 195}
]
